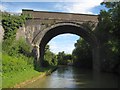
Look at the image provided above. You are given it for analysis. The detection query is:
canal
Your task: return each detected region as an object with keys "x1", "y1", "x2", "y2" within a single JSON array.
[{"x1": 23, "y1": 66, "x2": 120, "y2": 88}]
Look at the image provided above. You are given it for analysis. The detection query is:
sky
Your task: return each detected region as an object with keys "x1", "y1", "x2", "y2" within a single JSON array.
[{"x1": 0, "y1": 0, "x2": 106, "y2": 54}]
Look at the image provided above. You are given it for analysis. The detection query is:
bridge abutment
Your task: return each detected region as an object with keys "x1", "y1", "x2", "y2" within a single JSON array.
[{"x1": 32, "y1": 44, "x2": 41, "y2": 69}]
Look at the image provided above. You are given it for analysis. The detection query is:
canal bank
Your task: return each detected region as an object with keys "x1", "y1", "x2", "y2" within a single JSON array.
[{"x1": 13, "y1": 66, "x2": 57, "y2": 88}]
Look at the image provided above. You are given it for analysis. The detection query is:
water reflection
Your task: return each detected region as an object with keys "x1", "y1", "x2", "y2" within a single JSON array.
[{"x1": 23, "y1": 66, "x2": 120, "y2": 88}]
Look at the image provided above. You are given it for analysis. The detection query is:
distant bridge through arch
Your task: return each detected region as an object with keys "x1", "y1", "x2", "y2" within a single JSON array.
[{"x1": 22, "y1": 9, "x2": 100, "y2": 72}]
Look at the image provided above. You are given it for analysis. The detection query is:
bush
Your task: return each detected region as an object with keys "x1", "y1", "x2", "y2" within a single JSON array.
[
  {"x1": 2, "y1": 38, "x2": 32, "y2": 57},
  {"x1": 2, "y1": 38, "x2": 34, "y2": 74},
  {"x1": 17, "y1": 38, "x2": 31, "y2": 55}
]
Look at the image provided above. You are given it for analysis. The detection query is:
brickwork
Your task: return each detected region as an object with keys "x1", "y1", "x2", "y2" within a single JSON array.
[
  {"x1": 21, "y1": 9, "x2": 100, "y2": 72},
  {"x1": 22, "y1": 9, "x2": 98, "y2": 23}
]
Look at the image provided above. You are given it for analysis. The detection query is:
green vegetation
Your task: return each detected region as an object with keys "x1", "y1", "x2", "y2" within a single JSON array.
[
  {"x1": 71, "y1": 2, "x2": 120, "y2": 74},
  {"x1": 57, "y1": 51, "x2": 72, "y2": 65},
  {"x1": 96, "y1": 2, "x2": 120, "y2": 73},
  {"x1": 2, "y1": 38, "x2": 31, "y2": 57},
  {"x1": 2, "y1": 37, "x2": 38, "y2": 88},
  {"x1": 2, "y1": 53, "x2": 33, "y2": 88},
  {"x1": 2, "y1": 53, "x2": 33, "y2": 74},
  {"x1": 1, "y1": 12, "x2": 57, "y2": 88},
  {"x1": 2, "y1": 52, "x2": 55, "y2": 88},
  {"x1": 2, "y1": 12, "x2": 30, "y2": 40},
  {"x1": 44, "y1": 47, "x2": 73, "y2": 66},
  {"x1": 72, "y1": 38, "x2": 92, "y2": 68},
  {"x1": 44, "y1": 45, "x2": 58, "y2": 66},
  {"x1": 2, "y1": 2, "x2": 120, "y2": 88}
]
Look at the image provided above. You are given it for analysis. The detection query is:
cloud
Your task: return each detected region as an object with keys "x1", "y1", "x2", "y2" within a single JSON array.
[
  {"x1": 0, "y1": 3, "x2": 6, "y2": 11},
  {"x1": 54, "y1": 34, "x2": 77, "y2": 39},
  {"x1": 48, "y1": 34, "x2": 79, "y2": 54},
  {"x1": 14, "y1": 8, "x2": 49, "y2": 13},
  {"x1": 0, "y1": 2, "x2": 50, "y2": 13},
  {"x1": 60, "y1": 34, "x2": 76, "y2": 37},
  {"x1": 1, "y1": 1, "x2": 104, "y2": 14},
  {"x1": 55, "y1": 0, "x2": 103, "y2": 14},
  {"x1": 2, "y1": 0, "x2": 103, "y2": 2},
  {"x1": 48, "y1": 41, "x2": 60, "y2": 54},
  {"x1": 48, "y1": 41, "x2": 75, "y2": 54}
]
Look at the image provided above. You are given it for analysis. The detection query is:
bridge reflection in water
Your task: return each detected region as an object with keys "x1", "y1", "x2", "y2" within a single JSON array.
[{"x1": 23, "y1": 66, "x2": 120, "y2": 88}]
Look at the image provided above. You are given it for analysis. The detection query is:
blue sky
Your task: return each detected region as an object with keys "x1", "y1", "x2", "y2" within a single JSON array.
[{"x1": 0, "y1": 1, "x2": 106, "y2": 54}]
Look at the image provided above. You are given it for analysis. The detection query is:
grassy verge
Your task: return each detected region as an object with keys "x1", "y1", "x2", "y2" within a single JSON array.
[
  {"x1": 2, "y1": 53, "x2": 57, "y2": 88},
  {"x1": 2, "y1": 68, "x2": 40, "y2": 88}
]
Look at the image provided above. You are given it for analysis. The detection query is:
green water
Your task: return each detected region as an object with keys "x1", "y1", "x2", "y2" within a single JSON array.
[{"x1": 23, "y1": 66, "x2": 120, "y2": 88}]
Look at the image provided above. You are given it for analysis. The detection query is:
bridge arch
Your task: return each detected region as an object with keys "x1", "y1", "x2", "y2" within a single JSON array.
[{"x1": 32, "y1": 22, "x2": 100, "y2": 72}]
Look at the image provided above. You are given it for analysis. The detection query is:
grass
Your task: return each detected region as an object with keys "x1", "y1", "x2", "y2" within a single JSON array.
[
  {"x1": 2, "y1": 68, "x2": 41, "y2": 88},
  {"x1": 2, "y1": 53, "x2": 56, "y2": 88}
]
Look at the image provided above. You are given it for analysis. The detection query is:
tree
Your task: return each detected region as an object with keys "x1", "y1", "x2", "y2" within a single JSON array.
[
  {"x1": 44, "y1": 45, "x2": 58, "y2": 66},
  {"x1": 97, "y1": 2, "x2": 120, "y2": 73},
  {"x1": 57, "y1": 51, "x2": 66, "y2": 65},
  {"x1": 72, "y1": 38, "x2": 92, "y2": 68}
]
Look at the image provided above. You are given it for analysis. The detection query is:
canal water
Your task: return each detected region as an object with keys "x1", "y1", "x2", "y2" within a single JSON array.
[{"x1": 23, "y1": 66, "x2": 120, "y2": 88}]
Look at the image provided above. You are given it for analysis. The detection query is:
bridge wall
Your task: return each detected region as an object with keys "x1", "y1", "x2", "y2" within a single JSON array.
[
  {"x1": 21, "y1": 10, "x2": 100, "y2": 72},
  {"x1": 22, "y1": 9, "x2": 98, "y2": 22},
  {"x1": 22, "y1": 9, "x2": 98, "y2": 45}
]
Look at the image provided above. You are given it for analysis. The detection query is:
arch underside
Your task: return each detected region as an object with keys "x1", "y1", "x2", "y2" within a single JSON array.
[{"x1": 32, "y1": 23, "x2": 100, "y2": 72}]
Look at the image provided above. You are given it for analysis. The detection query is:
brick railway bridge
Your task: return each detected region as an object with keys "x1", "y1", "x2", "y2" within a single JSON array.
[{"x1": 21, "y1": 9, "x2": 100, "y2": 72}]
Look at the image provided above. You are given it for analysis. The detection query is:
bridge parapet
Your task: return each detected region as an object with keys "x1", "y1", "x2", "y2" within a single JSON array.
[{"x1": 22, "y1": 9, "x2": 98, "y2": 22}]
